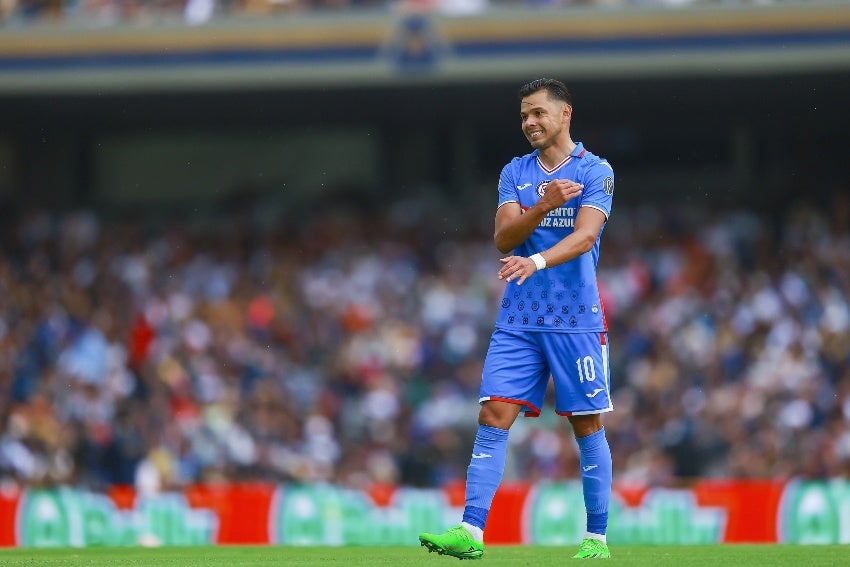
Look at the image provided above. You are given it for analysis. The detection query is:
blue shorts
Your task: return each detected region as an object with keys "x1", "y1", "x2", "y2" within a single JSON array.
[{"x1": 480, "y1": 328, "x2": 613, "y2": 417}]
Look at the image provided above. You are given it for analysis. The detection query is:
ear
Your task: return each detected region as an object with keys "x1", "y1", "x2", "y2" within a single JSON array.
[{"x1": 563, "y1": 103, "x2": 573, "y2": 122}]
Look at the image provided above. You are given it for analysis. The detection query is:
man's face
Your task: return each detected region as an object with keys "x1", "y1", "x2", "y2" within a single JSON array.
[{"x1": 520, "y1": 90, "x2": 570, "y2": 150}]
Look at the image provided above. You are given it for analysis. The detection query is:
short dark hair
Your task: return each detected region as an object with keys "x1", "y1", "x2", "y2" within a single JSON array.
[{"x1": 518, "y1": 78, "x2": 572, "y2": 106}]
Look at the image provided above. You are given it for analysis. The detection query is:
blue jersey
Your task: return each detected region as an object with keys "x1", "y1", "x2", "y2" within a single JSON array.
[{"x1": 495, "y1": 142, "x2": 613, "y2": 333}]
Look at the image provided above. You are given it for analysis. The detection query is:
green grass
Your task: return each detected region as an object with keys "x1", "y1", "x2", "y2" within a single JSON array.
[{"x1": 0, "y1": 545, "x2": 846, "y2": 566}]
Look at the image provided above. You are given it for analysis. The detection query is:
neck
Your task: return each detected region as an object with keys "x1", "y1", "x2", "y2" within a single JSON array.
[{"x1": 538, "y1": 138, "x2": 576, "y2": 170}]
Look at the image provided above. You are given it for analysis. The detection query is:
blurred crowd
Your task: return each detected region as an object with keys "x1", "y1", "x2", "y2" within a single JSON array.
[
  {"x1": 0, "y1": 0, "x2": 563, "y2": 28},
  {"x1": 1, "y1": 191, "x2": 849, "y2": 495},
  {"x1": 0, "y1": 0, "x2": 794, "y2": 29}
]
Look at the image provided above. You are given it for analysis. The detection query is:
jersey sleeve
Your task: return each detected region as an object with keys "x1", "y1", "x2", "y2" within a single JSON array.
[
  {"x1": 578, "y1": 159, "x2": 614, "y2": 220},
  {"x1": 497, "y1": 161, "x2": 519, "y2": 209}
]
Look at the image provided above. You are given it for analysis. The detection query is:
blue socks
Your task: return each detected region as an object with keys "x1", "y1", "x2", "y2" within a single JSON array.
[
  {"x1": 576, "y1": 427, "x2": 612, "y2": 536},
  {"x1": 461, "y1": 423, "x2": 611, "y2": 538},
  {"x1": 462, "y1": 424, "x2": 510, "y2": 531}
]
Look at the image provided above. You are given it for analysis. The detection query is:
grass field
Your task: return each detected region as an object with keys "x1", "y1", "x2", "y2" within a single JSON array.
[{"x1": 0, "y1": 545, "x2": 846, "y2": 566}]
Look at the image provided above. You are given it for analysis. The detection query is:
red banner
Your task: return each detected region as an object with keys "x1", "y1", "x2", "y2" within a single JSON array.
[
  {"x1": 0, "y1": 485, "x2": 20, "y2": 547},
  {"x1": 0, "y1": 479, "x2": 825, "y2": 547}
]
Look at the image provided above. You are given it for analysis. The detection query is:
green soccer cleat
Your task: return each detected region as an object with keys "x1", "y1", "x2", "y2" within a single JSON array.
[
  {"x1": 419, "y1": 525, "x2": 484, "y2": 560},
  {"x1": 572, "y1": 537, "x2": 611, "y2": 559}
]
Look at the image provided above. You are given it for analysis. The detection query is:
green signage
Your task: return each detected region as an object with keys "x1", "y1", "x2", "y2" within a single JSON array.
[
  {"x1": 273, "y1": 485, "x2": 461, "y2": 545},
  {"x1": 780, "y1": 480, "x2": 847, "y2": 544},
  {"x1": 528, "y1": 483, "x2": 725, "y2": 545},
  {"x1": 18, "y1": 489, "x2": 217, "y2": 547}
]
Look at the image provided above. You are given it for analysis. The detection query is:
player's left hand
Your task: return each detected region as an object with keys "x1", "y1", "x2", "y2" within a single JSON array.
[{"x1": 498, "y1": 255, "x2": 537, "y2": 286}]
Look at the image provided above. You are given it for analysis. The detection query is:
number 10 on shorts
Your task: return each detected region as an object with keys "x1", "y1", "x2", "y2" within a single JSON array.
[{"x1": 576, "y1": 356, "x2": 596, "y2": 383}]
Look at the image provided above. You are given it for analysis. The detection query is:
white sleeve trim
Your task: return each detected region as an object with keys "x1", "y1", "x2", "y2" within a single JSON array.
[
  {"x1": 498, "y1": 200, "x2": 519, "y2": 209},
  {"x1": 581, "y1": 203, "x2": 610, "y2": 220}
]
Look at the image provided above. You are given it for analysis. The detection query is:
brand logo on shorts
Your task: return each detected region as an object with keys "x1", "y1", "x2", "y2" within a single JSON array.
[{"x1": 586, "y1": 388, "x2": 605, "y2": 398}]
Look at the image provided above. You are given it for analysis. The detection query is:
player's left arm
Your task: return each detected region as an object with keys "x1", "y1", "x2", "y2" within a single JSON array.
[
  {"x1": 534, "y1": 206, "x2": 607, "y2": 267},
  {"x1": 542, "y1": 159, "x2": 612, "y2": 266},
  {"x1": 499, "y1": 207, "x2": 607, "y2": 284}
]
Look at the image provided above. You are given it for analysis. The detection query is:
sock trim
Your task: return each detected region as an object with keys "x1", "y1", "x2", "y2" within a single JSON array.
[{"x1": 461, "y1": 522, "x2": 484, "y2": 543}]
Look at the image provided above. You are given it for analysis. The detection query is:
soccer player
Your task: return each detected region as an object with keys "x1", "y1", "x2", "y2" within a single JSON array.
[{"x1": 419, "y1": 78, "x2": 615, "y2": 560}]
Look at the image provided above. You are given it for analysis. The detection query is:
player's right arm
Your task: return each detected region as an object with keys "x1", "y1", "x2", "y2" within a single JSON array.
[{"x1": 494, "y1": 178, "x2": 584, "y2": 254}]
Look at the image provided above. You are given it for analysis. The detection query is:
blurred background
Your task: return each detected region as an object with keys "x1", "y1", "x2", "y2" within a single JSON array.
[{"x1": 1, "y1": 0, "x2": 850, "y2": 546}]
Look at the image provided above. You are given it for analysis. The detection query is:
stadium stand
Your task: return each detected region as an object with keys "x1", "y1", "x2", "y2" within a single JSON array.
[{"x1": 1, "y1": 193, "x2": 848, "y2": 493}]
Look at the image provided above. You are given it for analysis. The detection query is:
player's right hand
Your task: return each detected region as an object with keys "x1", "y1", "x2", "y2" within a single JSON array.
[{"x1": 539, "y1": 179, "x2": 583, "y2": 211}]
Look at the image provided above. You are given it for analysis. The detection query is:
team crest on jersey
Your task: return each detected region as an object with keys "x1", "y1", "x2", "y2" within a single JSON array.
[
  {"x1": 603, "y1": 176, "x2": 614, "y2": 195},
  {"x1": 537, "y1": 180, "x2": 550, "y2": 198}
]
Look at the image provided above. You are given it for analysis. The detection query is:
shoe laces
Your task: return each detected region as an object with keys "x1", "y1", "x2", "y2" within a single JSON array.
[
  {"x1": 580, "y1": 538, "x2": 605, "y2": 551},
  {"x1": 448, "y1": 526, "x2": 473, "y2": 541}
]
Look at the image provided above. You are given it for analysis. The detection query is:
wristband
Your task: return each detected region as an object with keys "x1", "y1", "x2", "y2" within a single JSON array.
[{"x1": 530, "y1": 253, "x2": 547, "y2": 271}]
